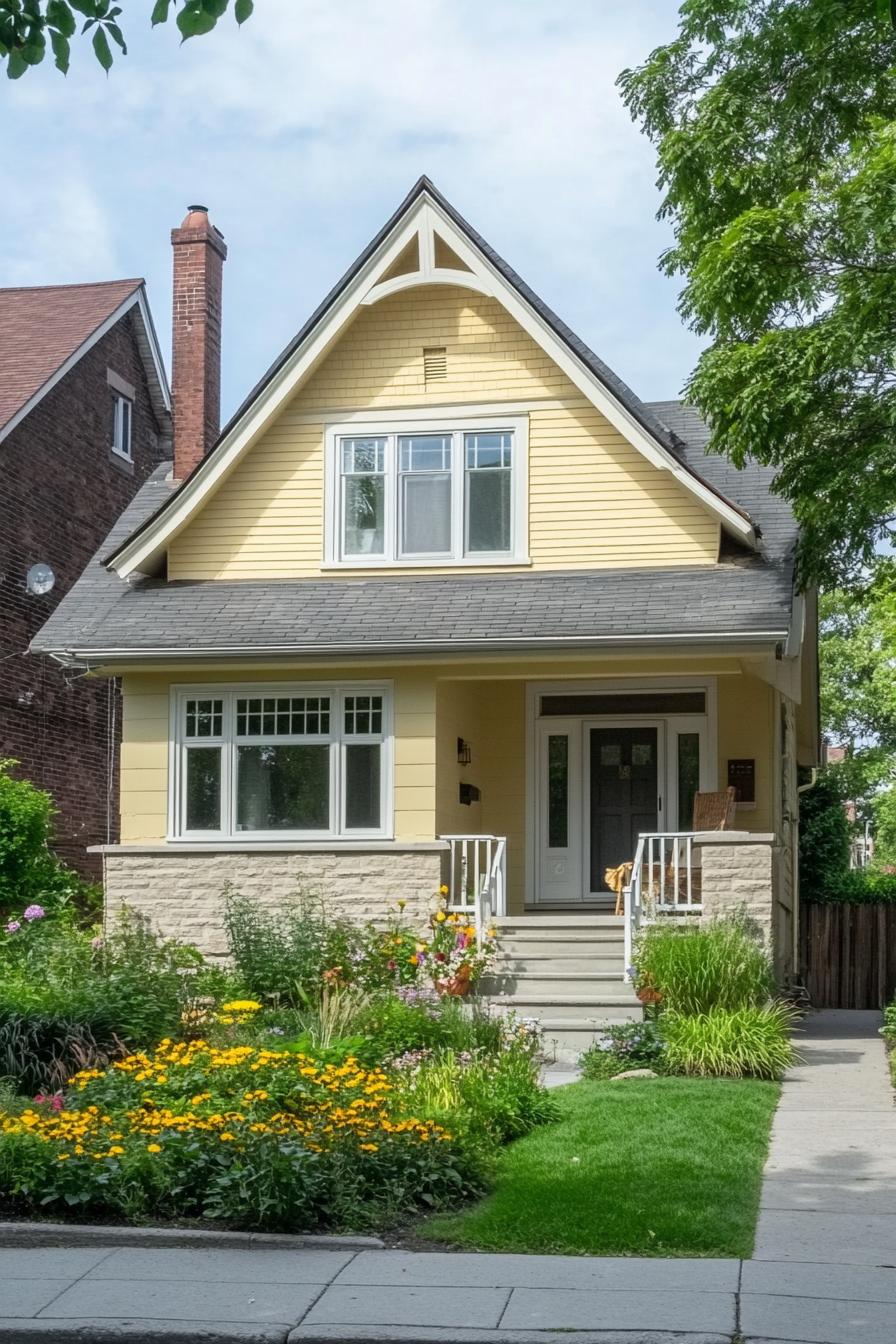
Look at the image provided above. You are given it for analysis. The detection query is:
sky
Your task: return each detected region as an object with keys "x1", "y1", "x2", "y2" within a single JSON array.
[{"x1": 0, "y1": 0, "x2": 702, "y2": 422}]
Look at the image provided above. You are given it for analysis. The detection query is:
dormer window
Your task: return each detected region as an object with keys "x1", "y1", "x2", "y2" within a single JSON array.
[{"x1": 327, "y1": 417, "x2": 526, "y2": 566}]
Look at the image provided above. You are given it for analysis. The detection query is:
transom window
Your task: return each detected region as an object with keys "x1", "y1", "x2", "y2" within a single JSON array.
[
  {"x1": 173, "y1": 685, "x2": 391, "y2": 839},
  {"x1": 328, "y1": 419, "x2": 525, "y2": 565}
]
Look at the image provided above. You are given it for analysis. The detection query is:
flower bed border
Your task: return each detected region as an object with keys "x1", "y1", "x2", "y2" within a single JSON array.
[{"x1": 0, "y1": 1220, "x2": 382, "y2": 1250}]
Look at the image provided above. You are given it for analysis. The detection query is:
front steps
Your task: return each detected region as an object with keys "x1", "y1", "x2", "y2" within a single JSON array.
[{"x1": 478, "y1": 914, "x2": 642, "y2": 1065}]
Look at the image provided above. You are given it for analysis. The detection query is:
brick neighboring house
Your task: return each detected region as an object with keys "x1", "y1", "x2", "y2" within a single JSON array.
[{"x1": 0, "y1": 279, "x2": 170, "y2": 875}]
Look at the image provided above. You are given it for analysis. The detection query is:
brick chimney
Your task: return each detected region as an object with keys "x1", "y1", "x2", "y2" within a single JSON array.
[{"x1": 171, "y1": 205, "x2": 227, "y2": 481}]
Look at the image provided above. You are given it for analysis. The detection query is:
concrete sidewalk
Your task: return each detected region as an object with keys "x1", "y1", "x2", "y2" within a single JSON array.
[
  {"x1": 2, "y1": 1241, "x2": 896, "y2": 1343},
  {"x1": 754, "y1": 1008, "x2": 896, "y2": 1267}
]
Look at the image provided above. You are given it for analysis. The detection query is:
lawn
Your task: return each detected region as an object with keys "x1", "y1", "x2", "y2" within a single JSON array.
[{"x1": 424, "y1": 1076, "x2": 779, "y2": 1257}]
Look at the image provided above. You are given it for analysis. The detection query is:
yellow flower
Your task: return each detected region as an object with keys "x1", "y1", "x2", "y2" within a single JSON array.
[
  {"x1": 108, "y1": 1146, "x2": 125, "y2": 1157},
  {"x1": 221, "y1": 999, "x2": 262, "y2": 1014},
  {"x1": 56, "y1": 1153, "x2": 70, "y2": 1162},
  {"x1": 435, "y1": 911, "x2": 446, "y2": 922},
  {"x1": 146, "y1": 1144, "x2": 162, "y2": 1153},
  {"x1": 439, "y1": 884, "x2": 449, "y2": 895},
  {"x1": 219, "y1": 1132, "x2": 236, "y2": 1142}
]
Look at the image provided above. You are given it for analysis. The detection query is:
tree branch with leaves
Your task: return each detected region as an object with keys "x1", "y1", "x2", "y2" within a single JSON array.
[
  {"x1": 619, "y1": 1, "x2": 896, "y2": 588},
  {"x1": 0, "y1": 0, "x2": 253, "y2": 78}
]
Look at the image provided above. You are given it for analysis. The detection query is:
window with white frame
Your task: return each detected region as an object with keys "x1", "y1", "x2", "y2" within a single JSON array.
[
  {"x1": 112, "y1": 393, "x2": 133, "y2": 460},
  {"x1": 173, "y1": 686, "x2": 391, "y2": 839},
  {"x1": 330, "y1": 421, "x2": 524, "y2": 564}
]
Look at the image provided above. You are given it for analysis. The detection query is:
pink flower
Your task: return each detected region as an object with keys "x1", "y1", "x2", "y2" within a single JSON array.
[
  {"x1": 22, "y1": 904, "x2": 45, "y2": 922},
  {"x1": 5, "y1": 920, "x2": 20, "y2": 934},
  {"x1": 91, "y1": 936, "x2": 105, "y2": 950}
]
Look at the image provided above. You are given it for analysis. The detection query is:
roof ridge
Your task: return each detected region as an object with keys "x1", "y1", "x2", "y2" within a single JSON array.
[{"x1": 0, "y1": 278, "x2": 144, "y2": 297}]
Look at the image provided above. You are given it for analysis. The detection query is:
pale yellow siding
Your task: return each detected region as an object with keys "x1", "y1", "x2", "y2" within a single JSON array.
[
  {"x1": 168, "y1": 287, "x2": 720, "y2": 579},
  {"x1": 717, "y1": 673, "x2": 775, "y2": 834}
]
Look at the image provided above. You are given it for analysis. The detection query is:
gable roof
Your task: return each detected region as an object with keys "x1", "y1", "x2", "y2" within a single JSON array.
[
  {"x1": 0, "y1": 279, "x2": 170, "y2": 443},
  {"x1": 31, "y1": 407, "x2": 798, "y2": 666},
  {"x1": 105, "y1": 177, "x2": 756, "y2": 577}
]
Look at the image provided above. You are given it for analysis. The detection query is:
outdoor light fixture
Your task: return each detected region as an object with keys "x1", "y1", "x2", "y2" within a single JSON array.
[{"x1": 457, "y1": 737, "x2": 472, "y2": 766}]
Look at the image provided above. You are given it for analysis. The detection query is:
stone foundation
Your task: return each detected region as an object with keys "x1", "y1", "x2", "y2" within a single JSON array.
[
  {"x1": 694, "y1": 830, "x2": 777, "y2": 957},
  {"x1": 95, "y1": 843, "x2": 446, "y2": 958}
]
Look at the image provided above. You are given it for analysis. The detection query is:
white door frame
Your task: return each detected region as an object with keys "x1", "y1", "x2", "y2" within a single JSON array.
[{"x1": 525, "y1": 676, "x2": 718, "y2": 907}]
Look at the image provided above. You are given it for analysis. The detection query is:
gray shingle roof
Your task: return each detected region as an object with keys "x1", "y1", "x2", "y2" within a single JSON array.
[{"x1": 32, "y1": 404, "x2": 795, "y2": 662}]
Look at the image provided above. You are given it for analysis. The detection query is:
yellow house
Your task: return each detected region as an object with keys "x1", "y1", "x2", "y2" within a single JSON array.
[{"x1": 34, "y1": 180, "x2": 819, "y2": 1050}]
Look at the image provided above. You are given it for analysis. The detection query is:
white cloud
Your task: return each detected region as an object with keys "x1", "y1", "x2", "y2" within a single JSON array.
[{"x1": 0, "y1": 0, "x2": 702, "y2": 413}]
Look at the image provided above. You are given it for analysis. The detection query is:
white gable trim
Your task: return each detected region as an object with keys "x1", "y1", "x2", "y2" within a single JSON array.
[
  {"x1": 0, "y1": 286, "x2": 170, "y2": 448},
  {"x1": 108, "y1": 192, "x2": 754, "y2": 578}
]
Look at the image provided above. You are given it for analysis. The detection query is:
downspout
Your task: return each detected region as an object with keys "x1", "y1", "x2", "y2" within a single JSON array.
[{"x1": 794, "y1": 768, "x2": 820, "y2": 982}]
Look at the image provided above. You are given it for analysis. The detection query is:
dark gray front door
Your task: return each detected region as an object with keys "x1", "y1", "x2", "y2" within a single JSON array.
[{"x1": 589, "y1": 727, "x2": 658, "y2": 893}]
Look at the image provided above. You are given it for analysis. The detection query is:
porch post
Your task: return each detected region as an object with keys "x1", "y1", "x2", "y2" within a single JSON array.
[{"x1": 693, "y1": 830, "x2": 778, "y2": 959}]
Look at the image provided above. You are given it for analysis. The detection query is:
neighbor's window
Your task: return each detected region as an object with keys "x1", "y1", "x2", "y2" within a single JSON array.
[
  {"x1": 112, "y1": 394, "x2": 133, "y2": 460},
  {"x1": 334, "y1": 423, "x2": 521, "y2": 563},
  {"x1": 176, "y1": 686, "x2": 390, "y2": 838}
]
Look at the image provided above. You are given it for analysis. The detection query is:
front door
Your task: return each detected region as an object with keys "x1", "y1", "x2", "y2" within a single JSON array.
[{"x1": 588, "y1": 726, "x2": 659, "y2": 896}]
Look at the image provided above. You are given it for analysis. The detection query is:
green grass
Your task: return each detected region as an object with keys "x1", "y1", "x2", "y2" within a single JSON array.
[{"x1": 423, "y1": 1078, "x2": 779, "y2": 1257}]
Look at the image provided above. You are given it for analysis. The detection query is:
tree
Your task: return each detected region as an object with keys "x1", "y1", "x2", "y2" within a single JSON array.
[
  {"x1": 619, "y1": 2, "x2": 896, "y2": 588},
  {"x1": 0, "y1": 0, "x2": 253, "y2": 78},
  {"x1": 820, "y1": 562, "x2": 896, "y2": 752}
]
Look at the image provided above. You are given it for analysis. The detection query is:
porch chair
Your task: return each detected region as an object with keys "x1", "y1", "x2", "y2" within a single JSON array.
[{"x1": 609, "y1": 786, "x2": 737, "y2": 915}]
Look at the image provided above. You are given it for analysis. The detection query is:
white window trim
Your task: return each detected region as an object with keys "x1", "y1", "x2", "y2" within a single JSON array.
[
  {"x1": 111, "y1": 393, "x2": 133, "y2": 461},
  {"x1": 168, "y1": 681, "x2": 394, "y2": 842},
  {"x1": 324, "y1": 414, "x2": 529, "y2": 568}
]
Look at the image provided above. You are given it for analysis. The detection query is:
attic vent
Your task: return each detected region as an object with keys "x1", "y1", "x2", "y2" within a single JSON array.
[{"x1": 423, "y1": 346, "x2": 447, "y2": 383}]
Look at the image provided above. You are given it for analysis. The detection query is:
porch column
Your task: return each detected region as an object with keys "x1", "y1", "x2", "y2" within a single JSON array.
[{"x1": 693, "y1": 831, "x2": 777, "y2": 955}]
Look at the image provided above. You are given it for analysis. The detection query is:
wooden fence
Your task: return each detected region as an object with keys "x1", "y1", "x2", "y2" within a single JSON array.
[{"x1": 802, "y1": 902, "x2": 896, "y2": 1009}]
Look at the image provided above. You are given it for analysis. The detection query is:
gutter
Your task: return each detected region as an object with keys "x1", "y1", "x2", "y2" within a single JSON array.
[{"x1": 39, "y1": 628, "x2": 791, "y2": 668}]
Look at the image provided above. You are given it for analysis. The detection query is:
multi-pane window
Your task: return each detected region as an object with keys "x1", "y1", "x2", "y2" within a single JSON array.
[
  {"x1": 176, "y1": 687, "x2": 389, "y2": 838},
  {"x1": 335, "y1": 424, "x2": 520, "y2": 563}
]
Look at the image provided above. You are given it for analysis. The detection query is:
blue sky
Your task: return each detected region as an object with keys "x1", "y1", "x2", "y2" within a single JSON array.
[{"x1": 0, "y1": 0, "x2": 701, "y2": 421}]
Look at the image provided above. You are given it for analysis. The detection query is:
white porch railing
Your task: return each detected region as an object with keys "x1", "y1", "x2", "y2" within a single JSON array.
[
  {"x1": 623, "y1": 832, "x2": 702, "y2": 981},
  {"x1": 439, "y1": 834, "x2": 507, "y2": 945}
]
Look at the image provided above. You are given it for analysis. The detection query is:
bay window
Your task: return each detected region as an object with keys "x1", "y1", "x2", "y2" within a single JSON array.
[
  {"x1": 328, "y1": 418, "x2": 526, "y2": 565},
  {"x1": 174, "y1": 684, "x2": 391, "y2": 839}
]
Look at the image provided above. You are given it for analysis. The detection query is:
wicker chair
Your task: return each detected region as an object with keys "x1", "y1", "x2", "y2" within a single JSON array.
[{"x1": 611, "y1": 787, "x2": 737, "y2": 914}]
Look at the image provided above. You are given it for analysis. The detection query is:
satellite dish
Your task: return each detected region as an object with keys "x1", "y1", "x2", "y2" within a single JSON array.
[{"x1": 26, "y1": 563, "x2": 55, "y2": 597}]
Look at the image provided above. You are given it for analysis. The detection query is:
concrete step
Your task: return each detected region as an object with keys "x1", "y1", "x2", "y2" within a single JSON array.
[
  {"x1": 537, "y1": 1017, "x2": 642, "y2": 1064},
  {"x1": 497, "y1": 914, "x2": 623, "y2": 930},
  {"x1": 483, "y1": 978, "x2": 623, "y2": 999},
  {"x1": 497, "y1": 942, "x2": 624, "y2": 963},
  {"x1": 484, "y1": 992, "x2": 639, "y2": 1015},
  {"x1": 492, "y1": 955, "x2": 625, "y2": 976}
]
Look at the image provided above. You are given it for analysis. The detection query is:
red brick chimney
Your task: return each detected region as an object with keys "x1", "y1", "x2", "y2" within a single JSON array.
[{"x1": 171, "y1": 205, "x2": 227, "y2": 481}]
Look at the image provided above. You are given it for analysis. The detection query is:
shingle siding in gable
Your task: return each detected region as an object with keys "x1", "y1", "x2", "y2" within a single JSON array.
[{"x1": 0, "y1": 312, "x2": 167, "y2": 876}]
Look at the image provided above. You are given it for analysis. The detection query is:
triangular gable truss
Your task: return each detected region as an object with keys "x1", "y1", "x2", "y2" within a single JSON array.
[{"x1": 108, "y1": 180, "x2": 755, "y2": 577}]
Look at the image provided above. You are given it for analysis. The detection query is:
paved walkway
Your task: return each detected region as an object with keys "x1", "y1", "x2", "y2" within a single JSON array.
[
  {"x1": 0, "y1": 1010, "x2": 893, "y2": 1344},
  {"x1": 754, "y1": 1008, "x2": 896, "y2": 1267}
]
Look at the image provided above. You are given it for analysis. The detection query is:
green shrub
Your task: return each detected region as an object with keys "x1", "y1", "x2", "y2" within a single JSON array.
[
  {"x1": 223, "y1": 889, "x2": 365, "y2": 1006},
  {"x1": 0, "y1": 907, "x2": 201, "y2": 1093},
  {"x1": 661, "y1": 1005, "x2": 796, "y2": 1079},
  {"x1": 634, "y1": 916, "x2": 775, "y2": 1014},
  {"x1": 396, "y1": 1045, "x2": 558, "y2": 1144},
  {"x1": 809, "y1": 869, "x2": 896, "y2": 903},
  {"x1": 798, "y1": 768, "x2": 852, "y2": 897},
  {"x1": 580, "y1": 1022, "x2": 667, "y2": 1080},
  {"x1": 0, "y1": 761, "x2": 100, "y2": 919},
  {"x1": 353, "y1": 991, "x2": 510, "y2": 1062}
]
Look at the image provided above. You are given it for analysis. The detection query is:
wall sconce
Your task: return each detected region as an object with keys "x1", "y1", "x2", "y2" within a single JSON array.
[{"x1": 457, "y1": 737, "x2": 472, "y2": 766}]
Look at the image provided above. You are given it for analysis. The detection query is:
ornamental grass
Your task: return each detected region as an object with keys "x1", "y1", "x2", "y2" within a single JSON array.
[{"x1": 0, "y1": 1039, "x2": 483, "y2": 1232}]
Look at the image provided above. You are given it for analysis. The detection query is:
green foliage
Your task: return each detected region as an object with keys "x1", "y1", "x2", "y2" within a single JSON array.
[
  {"x1": 619, "y1": 3, "x2": 896, "y2": 587},
  {"x1": 661, "y1": 1005, "x2": 797, "y2": 1080},
  {"x1": 807, "y1": 867, "x2": 896, "y2": 903},
  {"x1": 0, "y1": 761, "x2": 100, "y2": 920},
  {"x1": 352, "y1": 992, "x2": 510, "y2": 1062},
  {"x1": 871, "y1": 786, "x2": 896, "y2": 869},
  {"x1": 0, "y1": 0, "x2": 254, "y2": 77},
  {"x1": 821, "y1": 570, "x2": 896, "y2": 752},
  {"x1": 399, "y1": 1047, "x2": 559, "y2": 1145},
  {"x1": 580, "y1": 1021, "x2": 667, "y2": 1080},
  {"x1": 222, "y1": 889, "x2": 364, "y2": 1007},
  {"x1": 633, "y1": 917, "x2": 775, "y2": 1014},
  {"x1": 0, "y1": 906, "x2": 201, "y2": 1093},
  {"x1": 798, "y1": 767, "x2": 853, "y2": 896}
]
